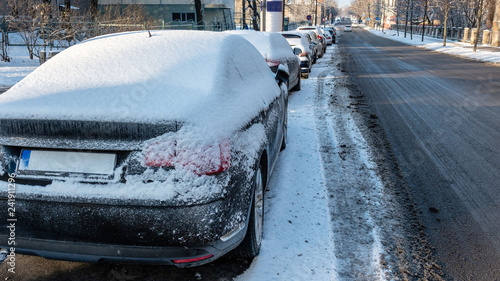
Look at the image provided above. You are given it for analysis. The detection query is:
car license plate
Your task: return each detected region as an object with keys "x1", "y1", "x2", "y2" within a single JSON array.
[{"x1": 18, "y1": 150, "x2": 116, "y2": 176}]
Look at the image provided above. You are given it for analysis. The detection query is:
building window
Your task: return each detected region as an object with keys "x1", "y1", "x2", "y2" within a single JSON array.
[{"x1": 172, "y1": 13, "x2": 196, "y2": 22}]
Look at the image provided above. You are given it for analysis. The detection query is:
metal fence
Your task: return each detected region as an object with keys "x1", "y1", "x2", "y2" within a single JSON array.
[{"x1": 389, "y1": 24, "x2": 494, "y2": 46}]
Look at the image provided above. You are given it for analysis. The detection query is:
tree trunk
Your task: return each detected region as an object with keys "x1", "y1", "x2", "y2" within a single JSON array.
[
  {"x1": 473, "y1": 0, "x2": 484, "y2": 52},
  {"x1": 194, "y1": 0, "x2": 204, "y2": 30},
  {"x1": 443, "y1": 0, "x2": 449, "y2": 46},
  {"x1": 90, "y1": 0, "x2": 99, "y2": 20}
]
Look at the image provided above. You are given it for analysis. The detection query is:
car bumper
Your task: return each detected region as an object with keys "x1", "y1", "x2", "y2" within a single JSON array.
[
  {"x1": 300, "y1": 60, "x2": 310, "y2": 72},
  {"x1": 1, "y1": 233, "x2": 243, "y2": 267},
  {"x1": 0, "y1": 177, "x2": 252, "y2": 267}
]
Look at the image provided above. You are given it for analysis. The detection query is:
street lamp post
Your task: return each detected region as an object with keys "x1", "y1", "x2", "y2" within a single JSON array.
[{"x1": 315, "y1": 0, "x2": 318, "y2": 26}]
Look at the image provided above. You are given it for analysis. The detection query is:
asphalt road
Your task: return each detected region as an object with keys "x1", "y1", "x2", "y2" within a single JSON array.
[{"x1": 340, "y1": 28, "x2": 500, "y2": 280}]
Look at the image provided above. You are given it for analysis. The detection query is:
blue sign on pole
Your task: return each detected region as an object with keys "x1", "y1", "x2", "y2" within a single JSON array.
[
  {"x1": 375, "y1": 16, "x2": 381, "y2": 21},
  {"x1": 307, "y1": 15, "x2": 312, "y2": 21}
]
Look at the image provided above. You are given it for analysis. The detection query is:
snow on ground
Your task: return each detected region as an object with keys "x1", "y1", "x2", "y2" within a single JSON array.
[
  {"x1": 364, "y1": 26, "x2": 500, "y2": 64},
  {"x1": 0, "y1": 46, "x2": 38, "y2": 88},
  {"x1": 236, "y1": 55, "x2": 338, "y2": 281},
  {"x1": 238, "y1": 44, "x2": 395, "y2": 280}
]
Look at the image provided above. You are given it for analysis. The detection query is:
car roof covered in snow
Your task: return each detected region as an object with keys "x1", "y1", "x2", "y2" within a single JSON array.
[
  {"x1": 0, "y1": 30, "x2": 279, "y2": 136},
  {"x1": 227, "y1": 30, "x2": 295, "y2": 61}
]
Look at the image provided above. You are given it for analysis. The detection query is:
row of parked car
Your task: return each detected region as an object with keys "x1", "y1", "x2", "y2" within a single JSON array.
[
  {"x1": 226, "y1": 25, "x2": 336, "y2": 91},
  {"x1": 280, "y1": 25, "x2": 336, "y2": 78},
  {"x1": 0, "y1": 26, "x2": 333, "y2": 268}
]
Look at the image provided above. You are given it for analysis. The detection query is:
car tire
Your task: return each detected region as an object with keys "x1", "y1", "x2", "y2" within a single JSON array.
[
  {"x1": 233, "y1": 163, "x2": 265, "y2": 259},
  {"x1": 280, "y1": 108, "x2": 287, "y2": 151},
  {"x1": 292, "y1": 71, "x2": 301, "y2": 91}
]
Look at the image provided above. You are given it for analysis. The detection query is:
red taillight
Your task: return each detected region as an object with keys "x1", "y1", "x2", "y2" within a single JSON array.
[
  {"x1": 299, "y1": 52, "x2": 308, "y2": 57},
  {"x1": 265, "y1": 59, "x2": 280, "y2": 67},
  {"x1": 172, "y1": 254, "x2": 214, "y2": 264},
  {"x1": 144, "y1": 138, "x2": 231, "y2": 176},
  {"x1": 317, "y1": 35, "x2": 323, "y2": 39}
]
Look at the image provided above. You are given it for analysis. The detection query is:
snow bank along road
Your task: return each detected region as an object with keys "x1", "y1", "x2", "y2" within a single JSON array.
[{"x1": 342, "y1": 27, "x2": 500, "y2": 280}]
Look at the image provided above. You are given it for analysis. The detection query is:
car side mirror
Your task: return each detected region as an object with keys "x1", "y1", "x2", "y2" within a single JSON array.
[
  {"x1": 293, "y1": 47, "x2": 301, "y2": 55},
  {"x1": 275, "y1": 64, "x2": 289, "y2": 85}
]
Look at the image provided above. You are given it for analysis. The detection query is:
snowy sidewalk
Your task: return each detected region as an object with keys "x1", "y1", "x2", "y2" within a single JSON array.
[{"x1": 364, "y1": 26, "x2": 500, "y2": 64}]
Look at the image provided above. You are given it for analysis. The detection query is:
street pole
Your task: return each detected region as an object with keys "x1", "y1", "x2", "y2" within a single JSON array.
[
  {"x1": 242, "y1": 0, "x2": 246, "y2": 28},
  {"x1": 261, "y1": 0, "x2": 267, "y2": 31},
  {"x1": 314, "y1": 0, "x2": 318, "y2": 26},
  {"x1": 404, "y1": 0, "x2": 409, "y2": 37},
  {"x1": 410, "y1": 0, "x2": 413, "y2": 39},
  {"x1": 382, "y1": 0, "x2": 386, "y2": 32}
]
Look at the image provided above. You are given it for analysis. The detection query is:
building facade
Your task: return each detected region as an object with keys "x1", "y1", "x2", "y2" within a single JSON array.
[{"x1": 98, "y1": 0, "x2": 235, "y2": 30}]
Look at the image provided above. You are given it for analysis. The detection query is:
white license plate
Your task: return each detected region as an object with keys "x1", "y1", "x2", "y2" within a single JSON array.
[{"x1": 18, "y1": 150, "x2": 116, "y2": 176}]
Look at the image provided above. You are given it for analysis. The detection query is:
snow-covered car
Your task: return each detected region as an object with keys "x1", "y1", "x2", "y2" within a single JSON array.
[
  {"x1": 281, "y1": 32, "x2": 313, "y2": 77},
  {"x1": 344, "y1": 25, "x2": 352, "y2": 32},
  {"x1": 296, "y1": 26, "x2": 327, "y2": 55},
  {"x1": 321, "y1": 28, "x2": 333, "y2": 45},
  {"x1": 0, "y1": 30, "x2": 289, "y2": 267},
  {"x1": 324, "y1": 26, "x2": 336, "y2": 43},
  {"x1": 228, "y1": 30, "x2": 301, "y2": 91},
  {"x1": 297, "y1": 30, "x2": 323, "y2": 60}
]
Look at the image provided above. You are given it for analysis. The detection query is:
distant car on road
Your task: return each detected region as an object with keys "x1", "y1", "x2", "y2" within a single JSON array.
[
  {"x1": 0, "y1": 30, "x2": 290, "y2": 267},
  {"x1": 344, "y1": 25, "x2": 353, "y2": 32}
]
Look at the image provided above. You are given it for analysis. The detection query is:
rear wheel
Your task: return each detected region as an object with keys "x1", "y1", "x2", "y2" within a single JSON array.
[
  {"x1": 280, "y1": 102, "x2": 288, "y2": 151},
  {"x1": 233, "y1": 164, "x2": 264, "y2": 258}
]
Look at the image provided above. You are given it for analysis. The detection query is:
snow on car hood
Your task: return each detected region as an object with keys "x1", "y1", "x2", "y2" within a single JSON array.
[{"x1": 0, "y1": 30, "x2": 279, "y2": 138}]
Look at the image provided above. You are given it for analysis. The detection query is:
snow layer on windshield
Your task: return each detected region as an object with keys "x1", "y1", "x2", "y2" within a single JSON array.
[
  {"x1": 227, "y1": 30, "x2": 295, "y2": 61},
  {"x1": 0, "y1": 30, "x2": 279, "y2": 137}
]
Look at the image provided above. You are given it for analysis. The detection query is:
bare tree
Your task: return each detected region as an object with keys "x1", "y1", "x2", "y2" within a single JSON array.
[{"x1": 7, "y1": 0, "x2": 51, "y2": 59}]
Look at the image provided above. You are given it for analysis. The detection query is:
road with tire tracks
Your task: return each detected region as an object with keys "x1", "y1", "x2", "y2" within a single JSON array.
[{"x1": 339, "y1": 26, "x2": 500, "y2": 280}]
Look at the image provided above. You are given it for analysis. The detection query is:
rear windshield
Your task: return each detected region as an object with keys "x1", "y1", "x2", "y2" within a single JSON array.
[{"x1": 282, "y1": 34, "x2": 301, "y2": 38}]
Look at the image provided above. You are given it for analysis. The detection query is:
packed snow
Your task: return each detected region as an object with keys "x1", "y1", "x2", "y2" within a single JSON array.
[{"x1": 365, "y1": 26, "x2": 500, "y2": 64}]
